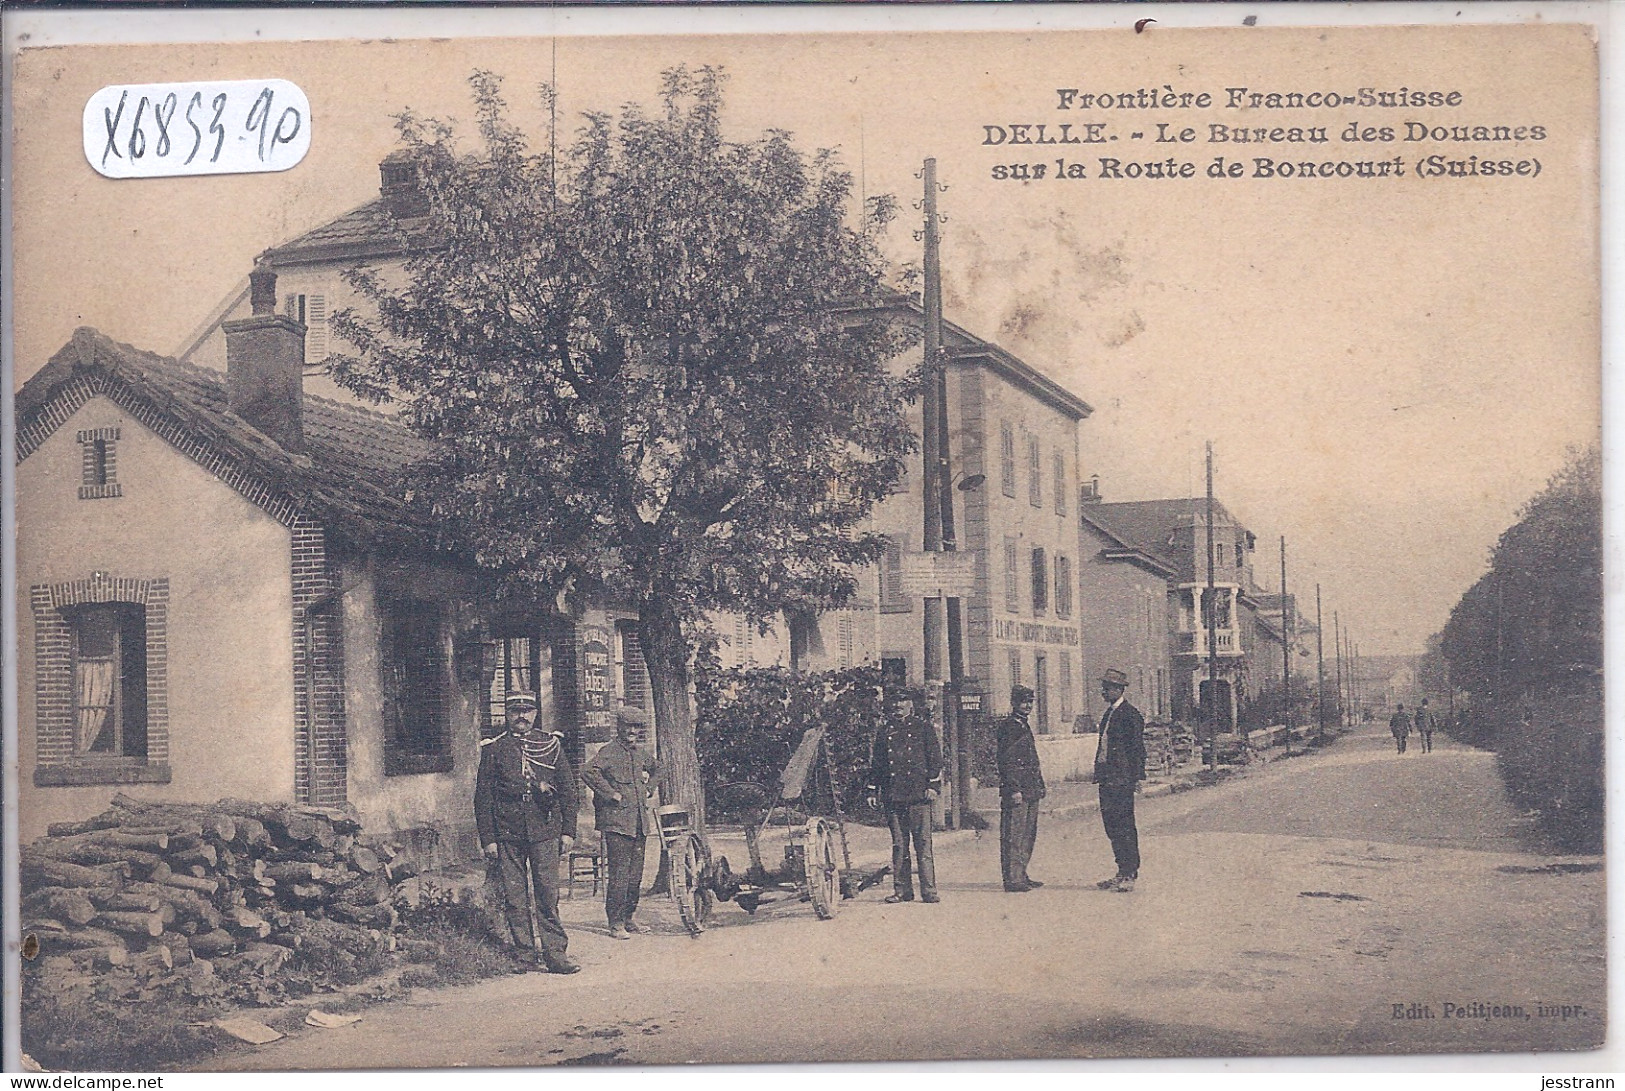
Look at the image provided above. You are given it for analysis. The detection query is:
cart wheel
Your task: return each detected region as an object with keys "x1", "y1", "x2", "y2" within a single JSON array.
[
  {"x1": 669, "y1": 831, "x2": 712, "y2": 936},
  {"x1": 803, "y1": 818, "x2": 840, "y2": 920}
]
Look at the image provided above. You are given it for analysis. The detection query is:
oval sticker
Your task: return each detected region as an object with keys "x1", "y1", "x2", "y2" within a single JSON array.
[{"x1": 83, "y1": 79, "x2": 311, "y2": 179}]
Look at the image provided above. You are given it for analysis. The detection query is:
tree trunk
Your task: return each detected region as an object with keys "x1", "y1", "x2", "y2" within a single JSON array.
[{"x1": 638, "y1": 596, "x2": 707, "y2": 846}]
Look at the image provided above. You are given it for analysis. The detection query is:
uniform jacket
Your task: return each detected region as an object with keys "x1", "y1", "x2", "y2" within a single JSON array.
[
  {"x1": 1414, "y1": 707, "x2": 1435, "y2": 733},
  {"x1": 581, "y1": 739, "x2": 658, "y2": 837},
  {"x1": 867, "y1": 713, "x2": 944, "y2": 806},
  {"x1": 474, "y1": 731, "x2": 579, "y2": 847},
  {"x1": 1094, "y1": 699, "x2": 1147, "y2": 787},
  {"x1": 995, "y1": 712, "x2": 1047, "y2": 800},
  {"x1": 1389, "y1": 710, "x2": 1412, "y2": 737}
]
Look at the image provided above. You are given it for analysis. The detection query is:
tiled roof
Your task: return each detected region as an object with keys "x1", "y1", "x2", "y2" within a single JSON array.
[
  {"x1": 266, "y1": 199, "x2": 431, "y2": 267},
  {"x1": 1081, "y1": 498, "x2": 1245, "y2": 579},
  {"x1": 18, "y1": 328, "x2": 437, "y2": 550}
]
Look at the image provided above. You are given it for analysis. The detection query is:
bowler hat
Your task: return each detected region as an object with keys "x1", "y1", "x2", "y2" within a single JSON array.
[
  {"x1": 617, "y1": 704, "x2": 649, "y2": 725},
  {"x1": 1101, "y1": 669, "x2": 1129, "y2": 689},
  {"x1": 1010, "y1": 684, "x2": 1035, "y2": 704},
  {"x1": 504, "y1": 691, "x2": 539, "y2": 708}
]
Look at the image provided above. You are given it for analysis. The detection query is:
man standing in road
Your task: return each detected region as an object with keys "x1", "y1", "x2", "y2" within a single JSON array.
[
  {"x1": 1389, "y1": 703, "x2": 1412, "y2": 755},
  {"x1": 1415, "y1": 698, "x2": 1436, "y2": 753},
  {"x1": 996, "y1": 684, "x2": 1046, "y2": 893},
  {"x1": 1094, "y1": 669, "x2": 1147, "y2": 894},
  {"x1": 866, "y1": 688, "x2": 944, "y2": 904},
  {"x1": 583, "y1": 706, "x2": 659, "y2": 938},
  {"x1": 474, "y1": 691, "x2": 581, "y2": 974}
]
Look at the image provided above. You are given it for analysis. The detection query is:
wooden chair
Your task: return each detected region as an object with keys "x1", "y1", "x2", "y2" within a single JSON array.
[{"x1": 565, "y1": 832, "x2": 606, "y2": 898}]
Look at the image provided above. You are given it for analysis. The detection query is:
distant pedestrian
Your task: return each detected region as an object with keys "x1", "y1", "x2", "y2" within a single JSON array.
[
  {"x1": 1093, "y1": 669, "x2": 1147, "y2": 894},
  {"x1": 866, "y1": 688, "x2": 943, "y2": 904},
  {"x1": 1389, "y1": 703, "x2": 1412, "y2": 755},
  {"x1": 474, "y1": 691, "x2": 581, "y2": 974},
  {"x1": 582, "y1": 706, "x2": 658, "y2": 939},
  {"x1": 1415, "y1": 698, "x2": 1435, "y2": 753},
  {"x1": 995, "y1": 684, "x2": 1046, "y2": 893}
]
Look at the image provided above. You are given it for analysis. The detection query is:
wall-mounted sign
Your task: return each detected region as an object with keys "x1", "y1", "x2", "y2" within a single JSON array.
[
  {"x1": 900, "y1": 551, "x2": 978, "y2": 598},
  {"x1": 581, "y1": 626, "x2": 614, "y2": 731}
]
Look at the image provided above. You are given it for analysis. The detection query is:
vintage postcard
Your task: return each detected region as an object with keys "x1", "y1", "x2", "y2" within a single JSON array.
[{"x1": 4, "y1": 8, "x2": 1605, "y2": 1072}]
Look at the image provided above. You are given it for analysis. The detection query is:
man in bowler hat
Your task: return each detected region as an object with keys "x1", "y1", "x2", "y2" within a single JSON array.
[
  {"x1": 996, "y1": 684, "x2": 1046, "y2": 892},
  {"x1": 1094, "y1": 668, "x2": 1146, "y2": 893},
  {"x1": 474, "y1": 690, "x2": 581, "y2": 973}
]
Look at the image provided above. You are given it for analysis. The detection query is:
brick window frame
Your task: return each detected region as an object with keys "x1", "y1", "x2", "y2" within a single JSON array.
[
  {"x1": 77, "y1": 427, "x2": 122, "y2": 500},
  {"x1": 32, "y1": 573, "x2": 170, "y2": 787}
]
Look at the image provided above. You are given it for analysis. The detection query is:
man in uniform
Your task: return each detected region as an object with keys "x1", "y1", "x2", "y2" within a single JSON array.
[
  {"x1": 474, "y1": 690, "x2": 581, "y2": 974},
  {"x1": 995, "y1": 684, "x2": 1046, "y2": 893},
  {"x1": 866, "y1": 688, "x2": 944, "y2": 904},
  {"x1": 1093, "y1": 668, "x2": 1147, "y2": 893},
  {"x1": 582, "y1": 706, "x2": 659, "y2": 938}
]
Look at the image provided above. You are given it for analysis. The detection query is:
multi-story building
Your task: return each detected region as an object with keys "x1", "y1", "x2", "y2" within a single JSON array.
[
  {"x1": 186, "y1": 155, "x2": 1098, "y2": 738},
  {"x1": 1078, "y1": 496, "x2": 1264, "y2": 731},
  {"x1": 1075, "y1": 496, "x2": 1175, "y2": 726}
]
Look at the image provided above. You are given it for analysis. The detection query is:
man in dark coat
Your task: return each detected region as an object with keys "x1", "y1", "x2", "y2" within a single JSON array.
[
  {"x1": 582, "y1": 707, "x2": 659, "y2": 938},
  {"x1": 1415, "y1": 698, "x2": 1435, "y2": 753},
  {"x1": 867, "y1": 688, "x2": 944, "y2": 904},
  {"x1": 1093, "y1": 669, "x2": 1147, "y2": 893},
  {"x1": 1390, "y1": 703, "x2": 1412, "y2": 754},
  {"x1": 474, "y1": 691, "x2": 580, "y2": 974},
  {"x1": 995, "y1": 684, "x2": 1046, "y2": 893}
]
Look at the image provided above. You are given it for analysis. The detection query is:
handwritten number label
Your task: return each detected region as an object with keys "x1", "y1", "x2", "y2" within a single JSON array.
[{"x1": 84, "y1": 79, "x2": 311, "y2": 178}]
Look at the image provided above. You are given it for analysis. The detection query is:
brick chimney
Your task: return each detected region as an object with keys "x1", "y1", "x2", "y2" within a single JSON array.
[
  {"x1": 379, "y1": 149, "x2": 428, "y2": 219},
  {"x1": 223, "y1": 260, "x2": 306, "y2": 453}
]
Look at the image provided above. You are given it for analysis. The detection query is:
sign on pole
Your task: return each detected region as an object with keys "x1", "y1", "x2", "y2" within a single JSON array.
[{"x1": 900, "y1": 551, "x2": 978, "y2": 598}]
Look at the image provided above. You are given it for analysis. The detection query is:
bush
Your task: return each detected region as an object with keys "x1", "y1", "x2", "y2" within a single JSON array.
[
  {"x1": 22, "y1": 964, "x2": 221, "y2": 1071},
  {"x1": 394, "y1": 881, "x2": 517, "y2": 985},
  {"x1": 695, "y1": 665, "x2": 894, "y2": 821}
]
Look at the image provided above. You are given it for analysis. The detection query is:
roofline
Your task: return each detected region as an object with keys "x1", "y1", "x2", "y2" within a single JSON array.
[
  {"x1": 1079, "y1": 508, "x2": 1180, "y2": 579},
  {"x1": 859, "y1": 298, "x2": 1093, "y2": 421}
]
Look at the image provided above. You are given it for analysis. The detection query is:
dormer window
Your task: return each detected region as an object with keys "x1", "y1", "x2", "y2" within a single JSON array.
[{"x1": 76, "y1": 427, "x2": 121, "y2": 499}]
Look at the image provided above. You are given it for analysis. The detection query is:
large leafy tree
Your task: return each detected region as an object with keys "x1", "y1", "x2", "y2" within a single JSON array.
[{"x1": 331, "y1": 68, "x2": 918, "y2": 832}]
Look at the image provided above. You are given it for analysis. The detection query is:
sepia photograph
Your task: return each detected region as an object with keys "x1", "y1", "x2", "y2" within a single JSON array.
[{"x1": 3, "y1": 7, "x2": 1606, "y2": 1072}]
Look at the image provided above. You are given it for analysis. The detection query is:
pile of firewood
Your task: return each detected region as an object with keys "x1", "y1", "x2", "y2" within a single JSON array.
[{"x1": 21, "y1": 794, "x2": 418, "y2": 1005}]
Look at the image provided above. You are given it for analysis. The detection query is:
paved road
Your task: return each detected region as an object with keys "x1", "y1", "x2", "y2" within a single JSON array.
[{"x1": 211, "y1": 720, "x2": 1605, "y2": 1069}]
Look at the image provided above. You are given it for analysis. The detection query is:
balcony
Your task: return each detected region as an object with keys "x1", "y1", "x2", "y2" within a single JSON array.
[{"x1": 1175, "y1": 628, "x2": 1241, "y2": 657}]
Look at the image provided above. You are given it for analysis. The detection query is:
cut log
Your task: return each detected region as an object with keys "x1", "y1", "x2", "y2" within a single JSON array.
[
  {"x1": 98, "y1": 910, "x2": 166, "y2": 939},
  {"x1": 22, "y1": 856, "x2": 127, "y2": 890},
  {"x1": 88, "y1": 891, "x2": 164, "y2": 914},
  {"x1": 224, "y1": 907, "x2": 272, "y2": 940},
  {"x1": 66, "y1": 945, "x2": 129, "y2": 972},
  {"x1": 348, "y1": 846, "x2": 382, "y2": 874},
  {"x1": 168, "y1": 845, "x2": 218, "y2": 870},
  {"x1": 214, "y1": 942, "x2": 292, "y2": 978},
  {"x1": 336, "y1": 872, "x2": 391, "y2": 907},
  {"x1": 287, "y1": 883, "x2": 326, "y2": 903},
  {"x1": 89, "y1": 831, "x2": 169, "y2": 852},
  {"x1": 264, "y1": 862, "x2": 324, "y2": 883},
  {"x1": 232, "y1": 817, "x2": 271, "y2": 849},
  {"x1": 188, "y1": 930, "x2": 237, "y2": 958},
  {"x1": 22, "y1": 890, "x2": 98, "y2": 927},
  {"x1": 29, "y1": 923, "x2": 126, "y2": 949},
  {"x1": 46, "y1": 815, "x2": 122, "y2": 837},
  {"x1": 290, "y1": 916, "x2": 383, "y2": 957},
  {"x1": 119, "y1": 821, "x2": 202, "y2": 840},
  {"x1": 159, "y1": 873, "x2": 218, "y2": 895},
  {"x1": 129, "y1": 946, "x2": 174, "y2": 974}
]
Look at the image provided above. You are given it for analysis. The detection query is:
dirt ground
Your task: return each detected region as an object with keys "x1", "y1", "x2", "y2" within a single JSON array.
[{"x1": 203, "y1": 721, "x2": 1606, "y2": 1070}]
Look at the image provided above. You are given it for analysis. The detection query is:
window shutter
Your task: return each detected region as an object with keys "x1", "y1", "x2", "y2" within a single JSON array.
[
  {"x1": 1003, "y1": 537, "x2": 1019, "y2": 613},
  {"x1": 1054, "y1": 452, "x2": 1067, "y2": 516},
  {"x1": 1000, "y1": 423, "x2": 1016, "y2": 497},
  {"x1": 1028, "y1": 438, "x2": 1042, "y2": 508},
  {"x1": 1031, "y1": 547, "x2": 1048, "y2": 614},
  {"x1": 304, "y1": 293, "x2": 329, "y2": 364}
]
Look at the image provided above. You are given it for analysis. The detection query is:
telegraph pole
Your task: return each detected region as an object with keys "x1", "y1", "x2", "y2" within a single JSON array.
[
  {"x1": 919, "y1": 158, "x2": 950, "y2": 826},
  {"x1": 1204, "y1": 442, "x2": 1218, "y2": 770},
  {"x1": 1334, "y1": 610, "x2": 1344, "y2": 732},
  {"x1": 1280, "y1": 537, "x2": 1292, "y2": 756},
  {"x1": 1315, "y1": 583, "x2": 1326, "y2": 744}
]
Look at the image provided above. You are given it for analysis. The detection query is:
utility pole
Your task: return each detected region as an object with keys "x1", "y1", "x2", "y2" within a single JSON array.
[
  {"x1": 1204, "y1": 442, "x2": 1218, "y2": 770},
  {"x1": 1315, "y1": 583, "x2": 1326, "y2": 744},
  {"x1": 919, "y1": 158, "x2": 951, "y2": 828},
  {"x1": 927, "y1": 162, "x2": 970, "y2": 829},
  {"x1": 1334, "y1": 611, "x2": 1344, "y2": 732},
  {"x1": 1280, "y1": 537, "x2": 1291, "y2": 756}
]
